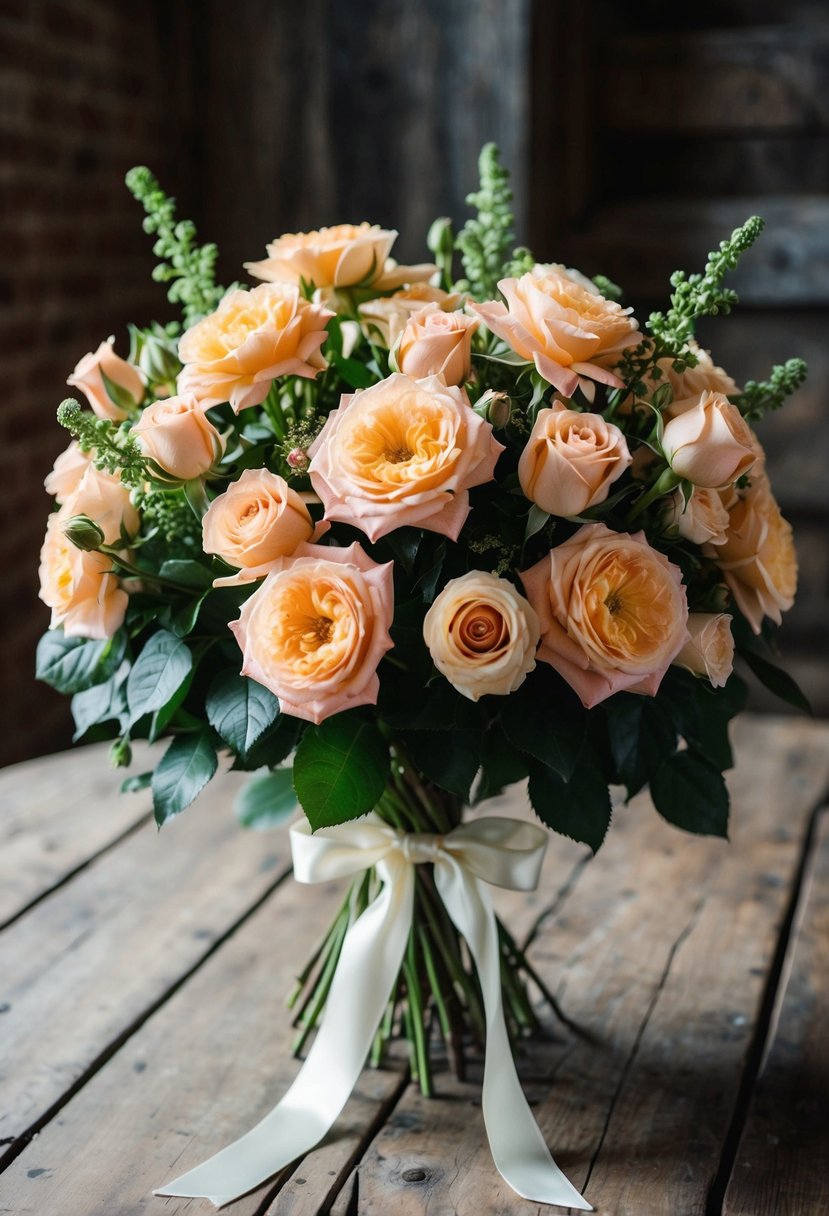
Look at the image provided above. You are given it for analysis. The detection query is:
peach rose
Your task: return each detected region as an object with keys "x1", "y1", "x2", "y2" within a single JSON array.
[
  {"x1": 360, "y1": 285, "x2": 464, "y2": 347},
  {"x1": 44, "y1": 441, "x2": 93, "y2": 502},
  {"x1": 518, "y1": 405, "x2": 632, "y2": 518},
  {"x1": 132, "y1": 393, "x2": 225, "y2": 482},
  {"x1": 661, "y1": 391, "x2": 756, "y2": 488},
  {"x1": 177, "y1": 283, "x2": 334, "y2": 412},
  {"x1": 245, "y1": 223, "x2": 435, "y2": 292},
  {"x1": 202, "y1": 468, "x2": 315, "y2": 586},
  {"x1": 423, "y1": 571, "x2": 540, "y2": 701},
  {"x1": 308, "y1": 373, "x2": 504, "y2": 542},
  {"x1": 61, "y1": 464, "x2": 139, "y2": 545},
  {"x1": 230, "y1": 541, "x2": 394, "y2": 724},
  {"x1": 39, "y1": 511, "x2": 127, "y2": 639},
  {"x1": 664, "y1": 485, "x2": 730, "y2": 546},
  {"x1": 470, "y1": 265, "x2": 640, "y2": 398},
  {"x1": 649, "y1": 341, "x2": 738, "y2": 403},
  {"x1": 67, "y1": 338, "x2": 144, "y2": 421},
  {"x1": 712, "y1": 477, "x2": 797, "y2": 633},
  {"x1": 673, "y1": 613, "x2": 734, "y2": 688},
  {"x1": 519, "y1": 523, "x2": 689, "y2": 708},
  {"x1": 396, "y1": 306, "x2": 479, "y2": 386}
]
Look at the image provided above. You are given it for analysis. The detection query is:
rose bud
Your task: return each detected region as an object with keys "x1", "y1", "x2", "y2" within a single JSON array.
[
  {"x1": 518, "y1": 406, "x2": 632, "y2": 518},
  {"x1": 661, "y1": 390, "x2": 756, "y2": 488},
  {"x1": 132, "y1": 393, "x2": 225, "y2": 482},
  {"x1": 672, "y1": 613, "x2": 735, "y2": 688},
  {"x1": 67, "y1": 337, "x2": 144, "y2": 421}
]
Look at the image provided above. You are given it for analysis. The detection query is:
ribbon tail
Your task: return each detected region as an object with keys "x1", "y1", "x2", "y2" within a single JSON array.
[
  {"x1": 154, "y1": 856, "x2": 414, "y2": 1207},
  {"x1": 435, "y1": 862, "x2": 592, "y2": 1211}
]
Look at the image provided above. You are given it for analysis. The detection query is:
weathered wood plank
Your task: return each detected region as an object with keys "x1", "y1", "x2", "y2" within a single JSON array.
[
  {"x1": 603, "y1": 29, "x2": 829, "y2": 134},
  {"x1": 0, "y1": 760, "x2": 293, "y2": 1159},
  {"x1": 723, "y1": 808, "x2": 829, "y2": 1216},
  {"x1": 0, "y1": 742, "x2": 153, "y2": 927},
  {"x1": 342, "y1": 716, "x2": 829, "y2": 1214}
]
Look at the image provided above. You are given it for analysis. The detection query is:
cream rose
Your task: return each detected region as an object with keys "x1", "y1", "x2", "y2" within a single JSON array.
[
  {"x1": 395, "y1": 306, "x2": 479, "y2": 386},
  {"x1": 308, "y1": 373, "x2": 504, "y2": 542},
  {"x1": 423, "y1": 572, "x2": 540, "y2": 701},
  {"x1": 245, "y1": 222, "x2": 435, "y2": 293},
  {"x1": 518, "y1": 405, "x2": 632, "y2": 518},
  {"x1": 61, "y1": 464, "x2": 139, "y2": 545},
  {"x1": 44, "y1": 441, "x2": 93, "y2": 502},
  {"x1": 662, "y1": 391, "x2": 756, "y2": 488},
  {"x1": 202, "y1": 468, "x2": 314, "y2": 586},
  {"x1": 360, "y1": 285, "x2": 464, "y2": 348},
  {"x1": 712, "y1": 476, "x2": 797, "y2": 633},
  {"x1": 673, "y1": 613, "x2": 734, "y2": 688},
  {"x1": 520, "y1": 523, "x2": 689, "y2": 708},
  {"x1": 230, "y1": 541, "x2": 394, "y2": 724},
  {"x1": 39, "y1": 512, "x2": 127, "y2": 639},
  {"x1": 177, "y1": 283, "x2": 334, "y2": 412},
  {"x1": 67, "y1": 338, "x2": 144, "y2": 421},
  {"x1": 664, "y1": 485, "x2": 730, "y2": 546},
  {"x1": 132, "y1": 393, "x2": 225, "y2": 482},
  {"x1": 470, "y1": 265, "x2": 640, "y2": 398}
]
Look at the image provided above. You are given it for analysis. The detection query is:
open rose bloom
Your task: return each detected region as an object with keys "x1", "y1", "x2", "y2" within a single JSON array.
[{"x1": 37, "y1": 152, "x2": 805, "y2": 900}]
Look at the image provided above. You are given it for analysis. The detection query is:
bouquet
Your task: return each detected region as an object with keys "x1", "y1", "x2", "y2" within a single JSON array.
[{"x1": 35, "y1": 145, "x2": 806, "y2": 1208}]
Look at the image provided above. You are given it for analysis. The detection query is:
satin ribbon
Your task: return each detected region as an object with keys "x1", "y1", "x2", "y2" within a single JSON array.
[{"x1": 155, "y1": 815, "x2": 590, "y2": 1211}]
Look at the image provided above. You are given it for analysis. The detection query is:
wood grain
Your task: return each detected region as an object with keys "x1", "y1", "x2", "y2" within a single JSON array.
[{"x1": 723, "y1": 809, "x2": 829, "y2": 1216}]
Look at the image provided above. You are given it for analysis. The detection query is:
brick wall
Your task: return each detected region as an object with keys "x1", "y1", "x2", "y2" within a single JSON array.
[{"x1": 0, "y1": 0, "x2": 194, "y2": 766}]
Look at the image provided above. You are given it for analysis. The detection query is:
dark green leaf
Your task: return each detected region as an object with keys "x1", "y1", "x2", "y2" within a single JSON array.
[
  {"x1": 739, "y1": 648, "x2": 812, "y2": 714},
  {"x1": 473, "y1": 723, "x2": 528, "y2": 804},
  {"x1": 149, "y1": 667, "x2": 196, "y2": 742},
  {"x1": 121, "y1": 771, "x2": 152, "y2": 793},
  {"x1": 527, "y1": 755, "x2": 612, "y2": 853},
  {"x1": 332, "y1": 354, "x2": 376, "y2": 389},
  {"x1": 100, "y1": 365, "x2": 138, "y2": 410},
  {"x1": 604, "y1": 694, "x2": 678, "y2": 799},
  {"x1": 401, "y1": 729, "x2": 481, "y2": 801},
  {"x1": 152, "y1": 731, "x2": 218, "y2": 826},
  {"x1": 293, "y1": 715, "x2": 390, "y2": 830},
  {"x1": 159, "y1": 559, "x2": 214, "y2": 589},
  {"x1": 235, "y1": 768, "x2": 296, "y2": 829},
  {"x1": 384, "y1": 529, "x2": 421, "y2": 576},
  {"x1": 502, "y1": 665, "x2": 586, "y2": 780},
  {"x1": 235, "y1": 714, "x2": 301, "y2": 771},
  {"x1": 36, "y1": 628, "x2": 127, "y2": 694},
  {"x1": 71, "y1": 668, "x2": 129, "y2": 740},
  {"x1": 169, "y1": 591, "x2": 209, "y2": 638},
  {"x1": 126, "y1": 630, "x2": 192, "y2": 727},
  {"x1": 206, "y1": 670, "x2": 280, "y2": 758},
  {"x1": 377, "y1": 672, "x2": 460, "y2": 731},
  {"x1": 650, "y1": 751, "x2": 729, "y2": 838}
]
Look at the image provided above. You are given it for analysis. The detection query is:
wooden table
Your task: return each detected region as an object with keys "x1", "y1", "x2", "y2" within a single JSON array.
[{"x1": 1, "y1": 714, "x2": 827, "y2": 1216}]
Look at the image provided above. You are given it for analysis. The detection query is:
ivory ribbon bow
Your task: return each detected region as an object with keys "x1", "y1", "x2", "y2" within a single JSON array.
[{"x1": 155, "y1": 815, "x2": 590, "y2": 1211}]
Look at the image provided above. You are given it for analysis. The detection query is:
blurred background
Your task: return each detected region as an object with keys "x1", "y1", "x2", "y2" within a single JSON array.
[{"x1": 2, "y1": 0, "x2": 827, "y2": 767}]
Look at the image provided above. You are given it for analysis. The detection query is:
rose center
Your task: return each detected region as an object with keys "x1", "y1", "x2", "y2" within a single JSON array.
[
  {"x1": 604, "y1": 590, "x2": 623, "y2": 615},
  {"x1": 312, "y1": 616, "x2": 334, "y2": 644},
  {"x1": 384, "y1": 445, "x2": 413, "y2": 464}
]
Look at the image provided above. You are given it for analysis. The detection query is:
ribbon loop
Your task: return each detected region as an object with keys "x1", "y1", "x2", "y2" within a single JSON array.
[{"x1": 155, "y1": 815, "x2": 591, "y2": 1211}]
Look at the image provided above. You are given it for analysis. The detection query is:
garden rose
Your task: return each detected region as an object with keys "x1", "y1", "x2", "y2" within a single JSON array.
[
  {"x1": 360, "y1": 285, "x2": 464, "y2": 347},
  {"x1": 520, "y1": 523, "x2": 689, "y2": 708},
  {"x1": 39, "y1": 511, "x2": 127, "y2": 639},
  {"x1": 423, "y1": 571, "x2": 540, "y2": 701},
  {"x1": 518, "y1": 405, "x2": 632, "y2": 517},
  {"x1": 67, "y1": 338, "x2": 144, "y2": 421},
  {"x1": 202, "y1": 468, "x2": 314, "y2": 586},
  {"x1": 245, "y1": 223, "x2": 435, "y2": 292},
  {"x1": 61, "y1": 464, "x2": 139, "y2": 545},
  {"x1": 664, "y1": 485, "x2": 730, "y2": 546},
  {"x1": 396, "y1": 306, "x2": 478, "y2": 386},
  {"x1": 649, "y1": 341, "x2": 738, "y2": 403},
  {"x1": 470, "y1": 265, "x2": 640, "y2": 397},
  {"x1": 661, "y1": 391, "x2": 756, "y2": 488},
  {"x1": 308, "y1": 373, "x2": 503, "y2": 542},
  {"x1": 178, "y1": 283, "x2": 334, "y2": 412},
  {"x1": 673, "y1": 613, "x2": 734, "y2": 688},
  {"x1": 712, "y1": 477, "x2": 797, "y2": 633},
  {"x1": 132, "y1": 393, "x2": 224, "y2": 482},
  {"x1": 44, "y1": 441, "x2": 93, "y2": 502},
  {"x1": 230, "y1": 541, "x2": 394, "y2": 724}
]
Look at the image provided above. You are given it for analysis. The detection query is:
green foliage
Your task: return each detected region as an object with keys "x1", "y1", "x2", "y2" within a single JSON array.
[
  {"x1": 126, "y1": 166, "x2": 226, "y2": 327},
  {"x1": 152, "y1": 730, "x2": 218, "y2": 826},
  {"x1": 455, "y1": 144, "x2": 531, "y2": 298},
  {"x1": 126, "y1": 630, "x2": 192, "y2": 728},
  {"x1": 734, "y1": 357, "x2": 808, "y2": 422},
  {"x1": 206, "y1": 670, "x2": 281, "y2": 759},
  {"x1": 527, "y1": 751, "x2": 613, "y2": 853},
  {"x1": 400, "y1": 729, "x2": 481, "y2": 802},
  {"x1": 501, "y1": 665, "x2": 587, "y2": 781},
  {"x1": 293, "y1": 715, "x2": 390, "y2": 830},
  {"x1": 56, "y1": 399, "x2": 147, "y2": 486},
  {"x1": 235, "y1": 768, "x2": 297, "y2": 829},
  {"x1": 36, "y1": 629, "x2": 127, "y2": 695},
  {"x1": 650, "y1": 751, "x2": 729, "y2": 838},
  {"x1": 71, "y1": 668, "x2": 129, "y2": 740}
]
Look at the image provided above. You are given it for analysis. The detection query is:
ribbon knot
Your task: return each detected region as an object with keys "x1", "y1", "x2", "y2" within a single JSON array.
[{"x1": 155, "y1": 814, "x2": 591, "y2": 1211}]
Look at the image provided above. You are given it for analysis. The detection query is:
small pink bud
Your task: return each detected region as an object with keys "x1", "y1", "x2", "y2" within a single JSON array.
[{"x1": 287, "y1": 447, "x2": 309, "y2": 470}]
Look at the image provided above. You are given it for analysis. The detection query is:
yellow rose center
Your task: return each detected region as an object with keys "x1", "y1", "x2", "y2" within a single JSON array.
[
  {"x1": 338, "y1": 392, "x2": 461, "y2": 493},
  {"x1": 579, "y1": 551, "x2": 678, "y2": 663},
  {"x1": 256, "y1": 571, "x2": 365, "y2": 685}
]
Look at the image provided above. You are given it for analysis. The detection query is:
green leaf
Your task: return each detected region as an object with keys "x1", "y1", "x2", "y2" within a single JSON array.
[
  {"x1": 384, "y1": 529, "x2": 421, "y2": 576},
  {"x1": 739, "y1": 648, "x2": 812, "y2": 714},
  {"x1": 71, "y1": 668, "x2": 129, "y2": 740},
  {"x1": 121, "y1": 771, "x2": 152, "y2": 793},
  {"x1": 149, "y1": 667, "x2": 195, "y2": 742},
  {"x1": 206, "y1": 670, "x2": 280, "y2": 758},
  {"x1": 523, "y1": 504, "x2": 550, "y2": 543},
  {"x1": 235, "y1": 768, "x2": 297, "y2": 829},
  {"x1": 152, "y1": 730, "x2": 218, "y2": 826},
  {"x1": 650, "y1": 751, "x2": 729, "y2": 838},
  {"x1": 604, "y1": 694, "x2": 678, "y2": 799},
  {"x1": 159, "y1": 558, "x2": 214, "y2": 589},
  {"x1": 293, "y1": 715, "x2": 390, "y2": 830},
  {"x1": 401, "y1": 728, "x2": 482, "y2": 801},
  {"x1": 100, "y1": 365, "x2": 138, "y2": 410},
  {"x1": 168, "y1": 591, "x2": 209, "y2": 638},
  {"x1": 527, "y1": 755, "x2": 612, "y2": 853},
  {"x1": 502, "y1": 666, "x2": 586, "y2": 780},
  {"x1": 474, "y1": 723, "x2": 528, "y2": 804},
  {"x1": 377, "y1": 672, "x2": 460, "y2": 731},
  {"x1": 36, "y1": 629, "x2": 127, "y2": 694},
  {"x1": 235, "y1": 714, "x2": 302, "y2": 772},
  {"x1": 126, "y1": 630, "x2": 192, "y2": 727},
  {"x1": 332, "y1": 354, "x2": 376, "y2": 389}
]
